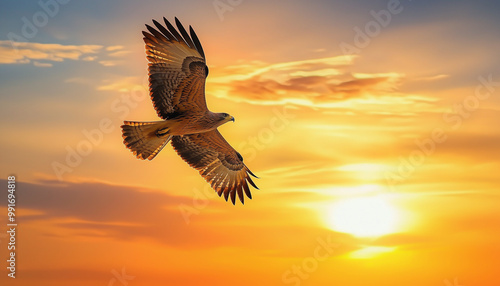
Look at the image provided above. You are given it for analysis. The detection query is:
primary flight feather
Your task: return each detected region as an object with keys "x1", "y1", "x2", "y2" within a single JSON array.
[{"x1": 121, "y1": 17, "x2": 258, "y2": 205}]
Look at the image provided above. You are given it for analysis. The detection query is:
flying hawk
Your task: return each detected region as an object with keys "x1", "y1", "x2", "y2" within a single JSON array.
[{"x1": 121, "y1": 17, "x2": 258, "y2": 204}]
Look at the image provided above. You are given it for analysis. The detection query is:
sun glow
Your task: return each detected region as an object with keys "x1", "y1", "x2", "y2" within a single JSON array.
[{"x1": 325, "y1": 196, "x2": 399, "y2": 237}]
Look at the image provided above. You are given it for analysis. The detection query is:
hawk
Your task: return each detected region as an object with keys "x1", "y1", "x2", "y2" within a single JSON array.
[{"x1": 121, "y1": 17, "x2": 258, "y2": 204}]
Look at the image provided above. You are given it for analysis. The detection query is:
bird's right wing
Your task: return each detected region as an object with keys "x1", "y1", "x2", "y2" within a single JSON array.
[
  {"x1": 171, "y1": 130, "x2": 258, "y2": 205},
  {"x1": 143, "y1": 17, "x2": 208, "y2": 119}
]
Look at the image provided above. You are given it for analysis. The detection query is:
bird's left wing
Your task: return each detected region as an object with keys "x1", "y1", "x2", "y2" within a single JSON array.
[
  {"x1": 143, "y1": 17, "x2": 208, "y2": 119},
  {"x1": 171, "y1": 130, "x2": 258, "y2": 204}
]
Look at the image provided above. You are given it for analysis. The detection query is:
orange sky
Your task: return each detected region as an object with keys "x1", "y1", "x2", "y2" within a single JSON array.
[{"x1": 1, "y1": 0, "x2": 500, "y2": 285}]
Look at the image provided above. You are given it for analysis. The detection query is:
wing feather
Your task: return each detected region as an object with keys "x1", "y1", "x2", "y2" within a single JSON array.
[
  {"x1": 153, "y1": 19, "x2": 175, "y2": 40},
  {"x1": 236, "y1": 183, "x2": 244, "y2": 204},
  {"x1": 230, "y1": 185, "x2": 237, "y2": 205},
  {"x1": 164, "y1": 17, "x2": 184, "y2": 44},
  {"x1": 243, "y1": 182, "x2": 252, "y2": 199},
  {"x1": 175, "y1": 18, "x2": 195, "y2": 49},
  {"x1": 146, "y1": 24, "x2": 169, "y2": 42},
  {"x1": 189, "y1": 26, "x2": 205, "y2": 59},
  {"x1": 171, "y1": 130, "x2": 258, "y2": 204}
]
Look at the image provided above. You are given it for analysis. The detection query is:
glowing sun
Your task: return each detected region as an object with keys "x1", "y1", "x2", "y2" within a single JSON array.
[{"x1": 325, "y1": 196, "x2": 398, "y2": 237}]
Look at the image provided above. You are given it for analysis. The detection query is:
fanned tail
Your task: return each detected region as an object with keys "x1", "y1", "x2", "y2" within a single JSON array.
[{"x1": 121, "y1": 121, "x2": 172, "y2": 160}]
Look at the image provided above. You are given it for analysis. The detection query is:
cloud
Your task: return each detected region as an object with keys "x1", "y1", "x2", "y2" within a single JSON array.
[
  {"x1": 98, "y1": 60, "x2": 119, "y2": 66},
  {"x1": 81, "y1": 56, "x2": 97, "y2": 61},
  {"x1": 208, "y1": 55, "x2": 413, "y2": 108},
  {"x1": 372, "y1": 233, "x2": 432, "y2": 249},
  {"x1": 96, "y1": 76, "x2": 147, "y2": 91},
  {"x1": 0, "y1": 41, "x2": 132, "y2": 67},
  {"x1": 401, "y1": 130, "x2": 500, "y2": 165},
  {"x1": 65, "y1": 74, "x2": 148, "y2": 92},
  {"x1": 33, "y1": 61, "x2": 53, "y2": 67},
  {"x1": 108, "y1": 50, "x2": 131, "y2": 57},
  {"x1": 105, "y1": 45, "x2": 125, "y2": 51},
  {"x1": 413, "y1": 74, "x2": 450, "y2": 81},
  {"x1": 3, "y1": 179, "x2": 195, "y2": 245},
  {"x1": 1, "y1": 178, "x2": 354, "y2": 255},
  {"x1": 0, "y1": 40, "x2": 103, "y2": 65},
  {"x1": 65, "y1": 77, "x2": 94, "y2": 85}
]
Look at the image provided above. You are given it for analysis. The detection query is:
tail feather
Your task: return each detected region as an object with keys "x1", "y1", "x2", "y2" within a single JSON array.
[{"x1": 121, "y1": 121, "x2": 172, "y2": 160}]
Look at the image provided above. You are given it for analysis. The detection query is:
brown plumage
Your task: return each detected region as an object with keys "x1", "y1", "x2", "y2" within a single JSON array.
[{"x1": 121, "y1": 17, "x2": 258, "y2": 204}]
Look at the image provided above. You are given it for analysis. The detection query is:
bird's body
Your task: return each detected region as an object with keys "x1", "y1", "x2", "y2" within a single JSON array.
[{"x1": 121, "y1": 17, "x2": 258, "y2": 204}]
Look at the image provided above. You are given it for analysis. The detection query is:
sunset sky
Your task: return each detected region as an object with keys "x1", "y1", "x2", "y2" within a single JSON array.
[{"x1": 1, "y1": 0, "x2": 500, "y2": 285}]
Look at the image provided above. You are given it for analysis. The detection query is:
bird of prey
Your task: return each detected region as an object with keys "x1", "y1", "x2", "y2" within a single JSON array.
[{"x1": 121, "y1": 17, "x2": 258, "y2": 204}]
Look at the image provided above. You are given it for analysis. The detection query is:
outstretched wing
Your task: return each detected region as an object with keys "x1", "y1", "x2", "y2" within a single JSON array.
[
  {"x1": 143, "y1": 17, "x2": 208, "y2": 119},
  {"x1": 171, "y1": 130, "x2": 258, "y2": 204}
]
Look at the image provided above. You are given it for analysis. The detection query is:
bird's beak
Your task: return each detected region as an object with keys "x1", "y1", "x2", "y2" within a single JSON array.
[{"x1": 230, "y1": 116, "x2": 235, "y2": 122}]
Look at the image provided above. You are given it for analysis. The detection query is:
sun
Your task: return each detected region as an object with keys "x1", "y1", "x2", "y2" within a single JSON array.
[{"x1": 325, "y1": 196, "x2": 399, "y2": 238}]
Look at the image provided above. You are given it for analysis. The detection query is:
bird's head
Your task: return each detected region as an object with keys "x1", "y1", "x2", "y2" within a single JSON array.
[{"x1": 218, "y1": 112, "x2": 235, "y2": 125}]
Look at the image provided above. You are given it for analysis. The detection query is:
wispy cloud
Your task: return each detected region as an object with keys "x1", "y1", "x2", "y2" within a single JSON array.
[
  {"x1": 98, "y1": 60, "x2": 119, "y2": 67},
  {"x1": 0, "y1": 41, "x2": 132, "y2": 67},
  {"x1": 0, "y1": 40, "x2": 103, "y2": 65},
  {"x1": 208, "y1": 55, "x2": 427, "y2": 108},
  {"x1": 108, "y1": 50, "x2": 131, "y2": 57},
  {"x1": 96, "y1": 76, "x2": 146, "y2": 91},
  {"x1": 105, "y1": 45, "x2": 125, "y2": 52},
  {"x1": 33, "y1": 61, "x2": 53, "y2": 67}
]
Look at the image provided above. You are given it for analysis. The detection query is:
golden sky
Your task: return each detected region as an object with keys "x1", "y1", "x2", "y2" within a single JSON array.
[{"x1": 1, "y1": 0, "x2": 500, "y2": 285}]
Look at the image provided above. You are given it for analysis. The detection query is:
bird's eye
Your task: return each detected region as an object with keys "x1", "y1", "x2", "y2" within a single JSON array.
[{"x1": 223, "y1": 113, "x2": 229, "y2": 117}]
